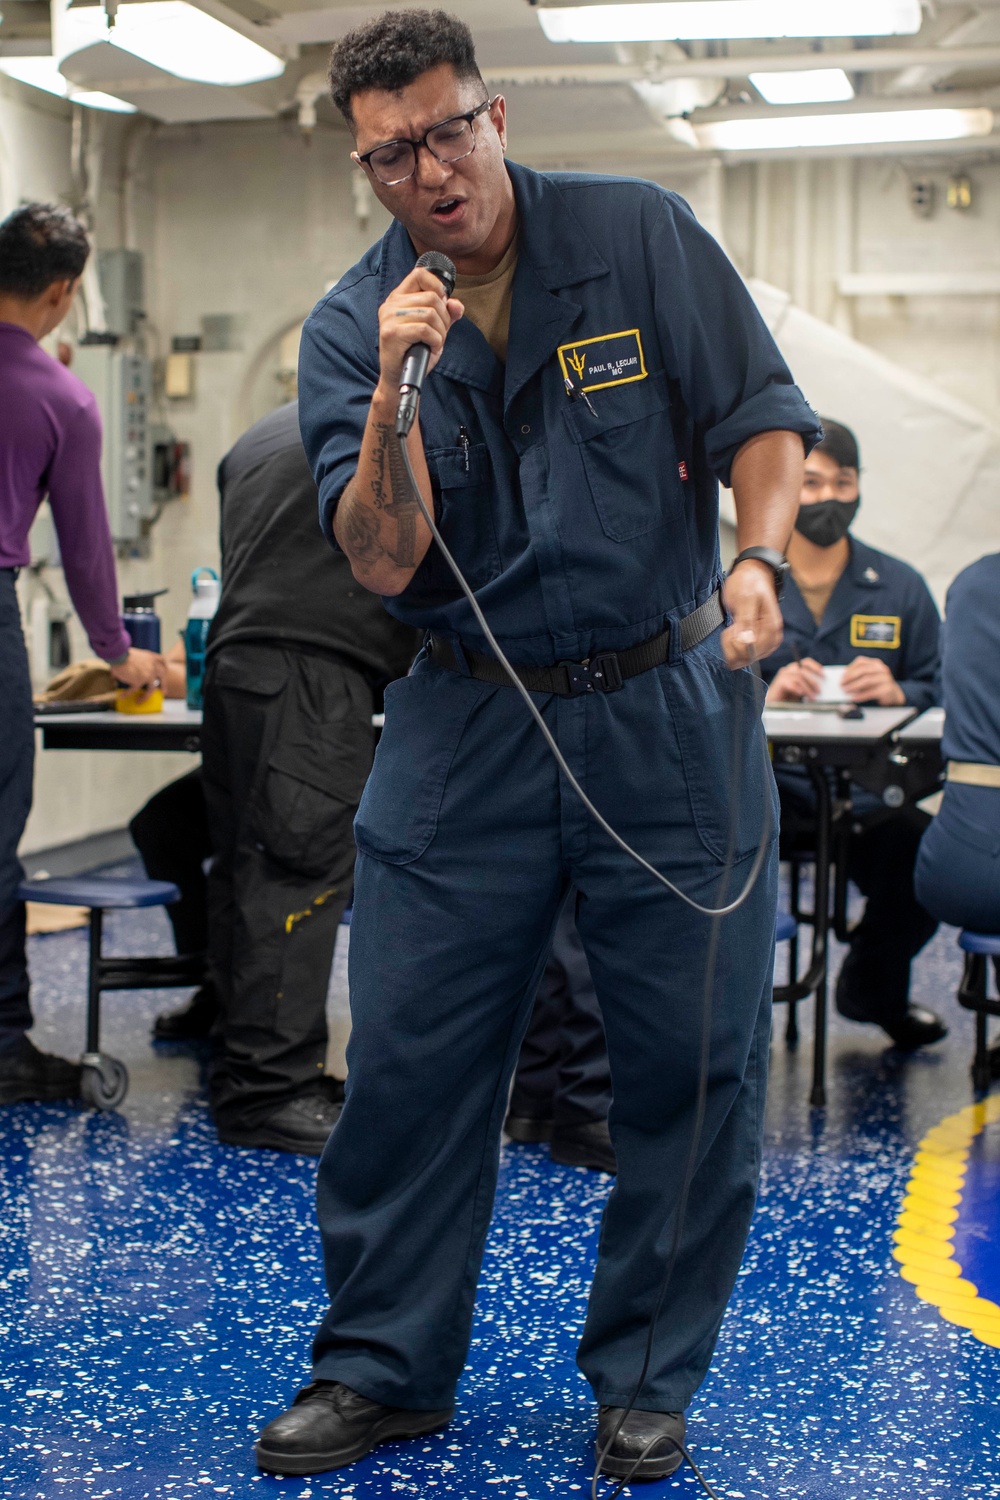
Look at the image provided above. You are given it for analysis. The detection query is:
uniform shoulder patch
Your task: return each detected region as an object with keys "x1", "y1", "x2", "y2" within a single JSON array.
[
  {"x1": 850, "y1": 614, "x2": 901, "y2": 649},
  {"x1": 557, "y1": 329, "x2": 646, "y2": 394}
]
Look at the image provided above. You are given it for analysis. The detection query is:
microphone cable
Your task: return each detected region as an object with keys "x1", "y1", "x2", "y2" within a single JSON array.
[{"x1": 397, "y1": 432, "x2": 775, "y2": 1498}]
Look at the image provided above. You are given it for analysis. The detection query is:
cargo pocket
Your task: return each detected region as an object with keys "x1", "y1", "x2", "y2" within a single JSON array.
[
  {"x1": 659, "y1": 646, "x2": 774, "y2": 864},
  {"x1": 353, "y1": 666, "x2": 486, "y2": 865},
  {"x1": 251, "y1": 663, "x2": 374, "y2": 879},
  {"x1": 412, "y1": 443, "x2": 502, "y2": 593}
]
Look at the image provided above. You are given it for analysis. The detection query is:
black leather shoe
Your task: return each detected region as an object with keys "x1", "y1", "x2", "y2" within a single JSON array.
[
  {"x1": 884, "y1": 1005, "x2": 948, "y2": 1052},
  {"x1": 255, "y1": 1380, "x2": 453, "y2": 1476},
  {"x1": 152, "y1": 985, "x2": 218, "y2": 1042},
  {"x1": 0, "y1": 1034, "x2": 81, "y2": 1104},
  {"x1": 550, "y1": 1118, "x2": 616, "y2": 1174},
  {"x1": 217, "y1": 1091, "x2": 342, "y2": 1156},
  {"x1": 595, "y1": 1406, "x2": 685, "y2": 1481},
  {"x1": 504, "y1": 1110, "x2": 554, "y2": 1143},
  {"x1": 836, "y1": 980, "x2": 948, "y2": 1051}
]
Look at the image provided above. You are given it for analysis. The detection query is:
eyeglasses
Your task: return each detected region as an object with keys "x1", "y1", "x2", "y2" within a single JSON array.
[{"x1": 356, "y1": 97, "x2": 497, "y2": 186}]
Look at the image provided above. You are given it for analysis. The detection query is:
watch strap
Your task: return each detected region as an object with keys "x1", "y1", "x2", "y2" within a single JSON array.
[{"x1": 730, "y1": 546, "x2": 789, "y2": 599}]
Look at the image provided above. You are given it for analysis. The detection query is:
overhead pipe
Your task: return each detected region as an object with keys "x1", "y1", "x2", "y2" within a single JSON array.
[{"x1": 483, "y1": 44, "x2": 1000, "y2": 86}]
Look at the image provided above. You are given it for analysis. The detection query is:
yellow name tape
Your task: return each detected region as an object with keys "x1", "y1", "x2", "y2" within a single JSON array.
[
  {"x1": 850, "y1": 614, "x2": 901, "y2": 649},
  {"x1": 558, "y1": 329, "x2": 647, "y2": 394}
]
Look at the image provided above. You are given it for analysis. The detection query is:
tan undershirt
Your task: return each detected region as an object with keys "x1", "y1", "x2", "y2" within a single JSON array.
[
  {"x1": 454, "y1": 236, "x2": 518, "y2": 364},
  {"x1": 792, "y1": 570, "x2": 839, "y2": 627}
]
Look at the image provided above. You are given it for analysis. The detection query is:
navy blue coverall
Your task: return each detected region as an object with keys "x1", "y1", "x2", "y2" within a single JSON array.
[
  {"x1": 916, "y1": 552, "x2": 1000, "y2": 935},
  {"x1": 510, "y1": 895, "x2": 612, "y2": 1131},
  {"x1": 762, "y1": 536, "x2": 942, "y2": 1028},
  {"x1": 299, "y1": 161, "x2": 820, "y2": 1413}
]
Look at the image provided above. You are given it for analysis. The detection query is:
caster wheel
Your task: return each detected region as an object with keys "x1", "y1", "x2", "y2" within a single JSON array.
[{"x1": 80, "y1": 1054, "x2": 129, "y2": 1111}]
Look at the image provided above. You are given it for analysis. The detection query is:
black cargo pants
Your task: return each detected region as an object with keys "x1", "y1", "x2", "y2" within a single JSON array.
[{"x1": 201, "y1": 643, "x2": 374, "y2": 1128}]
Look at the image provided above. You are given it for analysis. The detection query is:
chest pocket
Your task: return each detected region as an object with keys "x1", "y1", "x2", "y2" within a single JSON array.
[
  {"x1": 564, "y1": 373, "x2": 681, "y2": 543},
  {"x1": 413, "y1": 442, "x2": 502, "y2": 594}
]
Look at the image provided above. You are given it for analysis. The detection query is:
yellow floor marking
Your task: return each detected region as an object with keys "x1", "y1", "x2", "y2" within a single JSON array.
[
  {"x1": 896, "y1": 1212, "x2": 955, "y2": 1241},
  {"x1": 893, "y1": 1227, "x2": 957, "y2": 1258},
  {"x1": 894, "y1": 1101, "x2": 999, "y2": 1348}
]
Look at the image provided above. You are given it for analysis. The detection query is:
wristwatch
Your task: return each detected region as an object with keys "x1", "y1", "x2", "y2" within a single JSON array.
[{"x1": 730, "y1": 546, "x2": 790, "y2": 601}]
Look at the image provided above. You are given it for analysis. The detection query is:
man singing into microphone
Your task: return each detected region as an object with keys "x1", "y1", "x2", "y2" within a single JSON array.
[{"x1": 257, "y1": 9, "x2": 820, "y2": 1481}]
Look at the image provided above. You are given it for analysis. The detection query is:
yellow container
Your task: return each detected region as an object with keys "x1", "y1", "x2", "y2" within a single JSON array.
[{"x1": 115, "y1": 687, "x2": 165, "y2": 715}]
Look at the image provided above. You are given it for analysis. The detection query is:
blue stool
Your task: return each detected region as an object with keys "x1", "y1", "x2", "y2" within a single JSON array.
[
  {"x1": 957, "y1": 930, "x2": 1000, "y2": 1094},
  {"x1": 776, "y1": 911, "x2": 797, "y2": 944},
  {"x1": 18, "y1": 875, "x2": 206, "y2": 1111}
]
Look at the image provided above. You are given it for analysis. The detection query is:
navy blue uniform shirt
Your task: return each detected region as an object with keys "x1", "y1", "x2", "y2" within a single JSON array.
[
  {"x1": 940, "y1": 552, "x2": 1000, "y2": 765},
  {"x1": 299, "y1": 161, "x2": 821, "y2": 665},
  {"x1": 761, "y1": 536, "x2": 941, "y2": 712}
]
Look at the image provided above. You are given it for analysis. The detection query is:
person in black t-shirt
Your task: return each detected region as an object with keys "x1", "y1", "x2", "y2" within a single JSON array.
[{"x1": 136, "y1": 402, "x2": 418, "y2": 1156}]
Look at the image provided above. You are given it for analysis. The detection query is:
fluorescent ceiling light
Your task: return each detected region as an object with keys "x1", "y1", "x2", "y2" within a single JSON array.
[
  {"x1": 0, "y1": 55, "x2": 136, "y2": 110},
  {"x1": 58, "y1": 1, "x2": 285, "y2": 87},
  {"x1": 696, "y1": 107, "x2": 995, "y2": 151},
  {"x1": 537, "y1": 1, "x2": 921, "y2": 45},
  {"x1": 750, "y1": 68, "x2": 854, "y2": 105}
]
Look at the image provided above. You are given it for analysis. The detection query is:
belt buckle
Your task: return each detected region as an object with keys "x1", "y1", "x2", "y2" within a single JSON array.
[
  {"x1": 590, "y1": 652, "x2": 623, "y2": 693},
  {"x1": 559, "y1": 654, "x2": 623, "y2": 695},
  {"x1": 560, "y1": 661, "x2": 593, "y2": 695}
]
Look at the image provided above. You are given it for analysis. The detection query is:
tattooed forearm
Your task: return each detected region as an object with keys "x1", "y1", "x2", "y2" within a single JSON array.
[
  {"x1": 338, "y1": 485, "x2": 386, "y2": 575},
  {"x1": 334, "y1": 394, "x2": 434, "y2": 589},
  {"x1": 374, "y1": 422, "x2": 421, "y2": 570}
]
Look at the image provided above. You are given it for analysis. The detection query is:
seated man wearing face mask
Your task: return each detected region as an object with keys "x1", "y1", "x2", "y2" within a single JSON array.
[{"x1": 761, "y1": 419, "x2": 944, "y2": 1051}]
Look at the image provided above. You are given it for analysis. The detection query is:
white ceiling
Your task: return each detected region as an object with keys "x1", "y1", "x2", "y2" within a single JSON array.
[{"x1": 4, "y1": 0, "x2": 1000, "y2": 160}]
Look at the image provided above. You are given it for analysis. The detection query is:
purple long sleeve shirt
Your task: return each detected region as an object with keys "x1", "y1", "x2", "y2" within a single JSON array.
[{"x1": 0, "y1": 322, "x2": 131, "y2": 662}]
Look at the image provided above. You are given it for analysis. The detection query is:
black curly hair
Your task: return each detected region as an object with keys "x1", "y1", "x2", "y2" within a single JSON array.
[
  {"x1": 0, "y1": 203, "x2": 89, "y2": 299},
  {"x1": 329, "y1": 9, "x2": 485, "y2": 129}
]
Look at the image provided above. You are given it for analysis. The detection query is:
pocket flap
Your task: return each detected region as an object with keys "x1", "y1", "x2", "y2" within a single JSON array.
[
  {"x1": 210, "y1": 647, "x2": 287, "y2": 696},
  {"x1": 425, "y1": 443, "x2": 491, "y2": 489},
  {"x1": 563, "y1": 376, "x2": 668, "y2": 444}
]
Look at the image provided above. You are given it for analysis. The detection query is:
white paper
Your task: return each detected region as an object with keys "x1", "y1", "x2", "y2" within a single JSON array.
[{"x1": 814, "y1": 665, "x2": 849, "y2": 703}]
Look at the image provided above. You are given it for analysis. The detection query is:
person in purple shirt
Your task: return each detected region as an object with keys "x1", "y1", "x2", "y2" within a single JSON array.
[{"x1": 0, "y1": 203, "x2": 166, "y2": 1105}]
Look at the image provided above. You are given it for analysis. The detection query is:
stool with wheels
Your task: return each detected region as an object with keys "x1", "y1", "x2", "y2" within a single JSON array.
[
  {"x1": 18, "y1": 875, "x2": 206, "y2": 1111},
  {"x1": 957, "y1": 930, "x2": 1000, "y2": 1094}
]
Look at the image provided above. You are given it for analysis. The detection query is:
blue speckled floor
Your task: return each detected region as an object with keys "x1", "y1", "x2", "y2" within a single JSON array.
[{"x1": 2, "y1": 865, "x2": 998, "y2": 1499}]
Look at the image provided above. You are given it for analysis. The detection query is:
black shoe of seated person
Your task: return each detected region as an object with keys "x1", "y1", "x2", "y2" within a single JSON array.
[
  {"x1": 550, "y1": 1117, "x2": 617, "y2": 1174},
  {"x1": 503, "y1": 1105, "x2": 555, "y2": 1143},
  {"x1": 836, "y1": 972, "x2": 947, "y2": 1051},
  {"x1": 883, "y1": 1005, "x2": 948, "y2": 1052},
  {"x1": 152, "y1": 985, "x2": 218, "y2": 1042},
  {"x1": 217, "y1": 1087, "x2": 342, "y2": 1157},
  {"x1": 0, "y1": 1034, "x2": 81, "y2": 1105},
  {"x1": 255, "y1": 1380, "x2": 454, "y2": 1476},
  {"x1": 595, "y1": 1406, "x2": 686, "y2": 1481}
]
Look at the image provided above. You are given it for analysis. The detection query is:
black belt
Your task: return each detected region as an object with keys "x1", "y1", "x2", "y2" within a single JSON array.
[{"x1": 426, "y1": 589, "x2": 725, "y2": 697}]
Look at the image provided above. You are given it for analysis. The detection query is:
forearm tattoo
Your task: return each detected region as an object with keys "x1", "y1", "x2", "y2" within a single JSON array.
[
  {"x1": 339, "y1": 492, "x2": 386, "y2": 575},
  {"x1": 339, "y1": 422, "x2": 425, "y2": 575}
]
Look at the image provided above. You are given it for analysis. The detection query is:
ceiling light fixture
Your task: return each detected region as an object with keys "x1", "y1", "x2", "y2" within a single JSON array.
[
  {"x1": 536, "y1": 0, "x2": 922, "y2": 45},
  {"x1": 0, "y1": 55, "x2": 137, "y2": 110},
  {"x1": 57, "y1": 1, "x2": 285, "y2": 88},
  {"x1": 696, "y1": 107, "x2": 994, "y2": 152},
  {"x1": 749, "y1": 68, "x2": 854, "y2": 105}
]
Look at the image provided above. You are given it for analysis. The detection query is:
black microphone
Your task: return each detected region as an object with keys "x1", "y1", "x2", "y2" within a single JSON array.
[{"x1": 395, "y1": 251, "x2": 457, "y2": 438}]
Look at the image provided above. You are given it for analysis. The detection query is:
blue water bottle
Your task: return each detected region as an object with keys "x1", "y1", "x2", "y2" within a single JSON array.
[
  {"x1": 184, "y1": 567, "x2": 219, "y2": 710},
  {"x1": 122, "y1": 589, "x2": 167, "y2": 652}
]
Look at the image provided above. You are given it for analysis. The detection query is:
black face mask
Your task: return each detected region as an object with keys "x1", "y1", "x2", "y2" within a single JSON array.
[{"x1": 795, "y1": 498, "x2": 859, "y2": 548}]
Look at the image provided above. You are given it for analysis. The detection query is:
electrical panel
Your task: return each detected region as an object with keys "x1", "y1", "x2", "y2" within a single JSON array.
[{"x1": 73, "y1": 345, "x2": 154, "y2": 546}]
